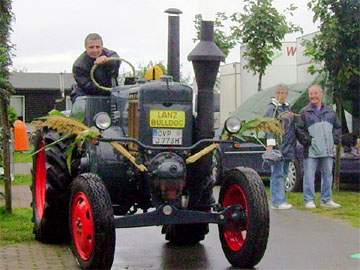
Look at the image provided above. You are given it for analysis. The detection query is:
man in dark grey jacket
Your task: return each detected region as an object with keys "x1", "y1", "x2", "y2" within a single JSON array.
[
  {"x1": 296, "y1": 84, "x2": 342, "y2": 209},
  {"x1": 265, "y1": 84, "x2": 296, "y2": 210},
  {"x1": 71, "y1": 33, "x2": 120, "y2": 102}
]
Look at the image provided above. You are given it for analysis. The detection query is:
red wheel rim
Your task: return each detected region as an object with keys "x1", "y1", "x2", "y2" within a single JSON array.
[
  {"x1": 71, "y1": 192, "x2": 95, "y2": 261},
  {"x1": 35, "y1": 140, "x2": 46, "y2": 220},
  {"x1": 223, "y1": 184, "x2": 248, "y2": 251}
]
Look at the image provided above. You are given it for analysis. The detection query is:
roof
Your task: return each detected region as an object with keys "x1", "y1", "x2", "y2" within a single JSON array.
[
  {"x1": 231, "y1": 82, "x2": 312, "y2": 120},
  {"x1": 9, "y1": 72, "x2": 75, "y2": 90}
]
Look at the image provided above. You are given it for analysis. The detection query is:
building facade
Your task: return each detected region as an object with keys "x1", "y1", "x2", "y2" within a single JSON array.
[
  {"x1": 9, "y1": 72, "x2": 74, "y2": 122},
  {"x1": 219, "y1": 33, "x2": 318, "y2": 126}
]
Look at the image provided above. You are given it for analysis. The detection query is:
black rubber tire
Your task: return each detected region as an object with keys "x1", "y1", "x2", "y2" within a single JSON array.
[
  {"x1": 285, "y1": 159, "x2": 303, "y2": 192},
  {"x1": 164, "y1": 223, "x2": 209, "y2": 246},
  {"x1": 31, "y1": 128, "x2": 71, "y2": 243},
  {"x1": 164, "y1": 154, "x2": 215, "y2": 246},
  {"x1": 163, "y1": 185, "x2": 213, "y2": 246},
  {"x1": 163, "y1": 180, "x2": 212, "y2": 246},
  {"x1": 219, "y1": 167, "x2": 269, "y2": 268},
  {"x1": 164, "y1": 171, "x2": 214, "y2": 246},
  {"x1": 69, "y1": 173, "x2": 115, "y2": 270}
]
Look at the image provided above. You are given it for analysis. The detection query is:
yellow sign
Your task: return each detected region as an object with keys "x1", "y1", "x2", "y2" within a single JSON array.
[{"x1": 150, "y1": 110, "x2": 185, "y2": 128}]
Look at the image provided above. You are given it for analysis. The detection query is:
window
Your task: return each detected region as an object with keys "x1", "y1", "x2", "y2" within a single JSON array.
[{"x1": 10, "y1": 95, "x2": 25, "y2": 121}]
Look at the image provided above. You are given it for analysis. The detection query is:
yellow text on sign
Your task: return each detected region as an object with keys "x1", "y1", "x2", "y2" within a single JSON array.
[{"x1": 150, "y1": 110, "x2": 185, "y2": 128}]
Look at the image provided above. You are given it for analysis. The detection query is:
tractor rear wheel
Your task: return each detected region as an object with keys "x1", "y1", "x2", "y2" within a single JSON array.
[
  {"x1": 164, "y1": 223, "x2": 208, "y2": 245},
  {"x1": 164, "y1": 175, "x2": 213, "y2": 246},
  {"x1": 31, "y1": 129, "x2": 71, "y2": 243},
  {"x1": 69, "y1": 173, "x2": 115, "y2": 270},
  {"x1": 219, "y1": 167, "x2": 269, "y2": 268}
]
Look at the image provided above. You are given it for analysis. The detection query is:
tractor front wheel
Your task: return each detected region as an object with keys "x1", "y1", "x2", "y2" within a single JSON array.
[
  {"x1": 219, "y1": 167, "x2": 269, "y2": 268},
  {"x1": 69, "y1": 173, "x2": 115, "y2": 270}
]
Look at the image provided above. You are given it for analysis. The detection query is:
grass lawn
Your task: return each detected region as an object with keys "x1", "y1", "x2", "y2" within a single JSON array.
[
  {"x1": 287, "y1": 190, "x2": 360, "y2": 228},
  {"x1": 0, "y1": 206, "x2": 33, "y2": 246},
  {"x1": 0, "y1": 174, "x2": 34, "y2": 246},
  {"x1": 266, "y1": 187, "x2": 360, "y2": 228},
  {"x1": 0, "y1": 174, "x2": 32, "y2": 185},
  {"x1": 13, "y1": 147, "x2": 33, "y2": 163}
]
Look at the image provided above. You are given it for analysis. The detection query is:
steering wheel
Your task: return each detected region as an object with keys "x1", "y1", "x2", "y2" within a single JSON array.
[{"x1": 90, "y1": 57, "x2": 136, "y2": 91}]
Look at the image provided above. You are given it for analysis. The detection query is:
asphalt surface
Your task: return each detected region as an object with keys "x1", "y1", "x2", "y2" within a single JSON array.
[
  {"x1": 1, "y1": 204, "x2": 358, "y2": 270},
  {"x1": 1, "y1": 164, "x2": 359, "y2": 269},
  {"x1": 14, "y1": 162, "x2": 32, "y2": 175},
  {"x1": 112, "y1": 187, "x2": 360, "y2": 270}
]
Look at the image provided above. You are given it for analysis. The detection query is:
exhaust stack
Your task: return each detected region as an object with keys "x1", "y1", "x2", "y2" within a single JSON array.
[
  {"x1": 187, "y1": 21, "x2": 225, "y2": 206},
  {"x1": 188, "y1": 20, "x2": 225, "y2": 141},
  {"x1": 165, "y1": 8, "x2": 182, "y2": 82}
]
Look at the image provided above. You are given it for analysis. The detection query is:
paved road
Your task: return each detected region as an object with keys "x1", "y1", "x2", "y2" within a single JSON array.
[
  {"x1": 1, "y1": 184, "x2": 359, "y2": 270},
  {"x1": 14, "y1": 162, "x2": 32, "y2": 175},
  {"x1": 113, "y1": 200, "x2": 360, "y2": 270},
  {"x1": 0, "y1": 242, "x2": 78, "y2": 270},
  {"x1": 0, "y1": 184, "x2": 32, "y2": 208}
]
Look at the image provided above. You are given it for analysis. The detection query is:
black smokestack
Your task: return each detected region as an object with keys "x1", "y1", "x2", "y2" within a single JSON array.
[
  {"x1": 165, "y1": 8, "x2": 182, "y2": 82},
  {"x1": 188, "y1": 20, "x2": 225, "y2": 141},
  {"x1": 187, "y1": 21, "x2": 225, "y2": 208}
]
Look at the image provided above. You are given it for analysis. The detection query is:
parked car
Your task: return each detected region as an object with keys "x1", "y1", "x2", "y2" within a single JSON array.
[
  {"x1": 212, "y1": 138, "x2": 360, "y2": 191},
  {"x1": 213, "y1": 83, "x2": 360, "y2": 191}
]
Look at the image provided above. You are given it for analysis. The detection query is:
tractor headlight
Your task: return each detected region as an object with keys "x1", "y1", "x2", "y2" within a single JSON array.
[
  {"x1": 94, "y1": 112, "x2": 111, "y2": 130},
  {"x1": 225, "y1": 116, "x2": 241, "y2": 134}
]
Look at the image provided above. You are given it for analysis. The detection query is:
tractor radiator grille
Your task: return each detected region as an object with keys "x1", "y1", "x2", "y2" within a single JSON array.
[{"x1": 128, "y1": 92, "x2": 139, "y2": 152}]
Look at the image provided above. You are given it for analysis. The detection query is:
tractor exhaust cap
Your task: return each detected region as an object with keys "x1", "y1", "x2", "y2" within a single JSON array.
[{"x1": 188, "y1": 20, "x2": 225, "y2": 141}]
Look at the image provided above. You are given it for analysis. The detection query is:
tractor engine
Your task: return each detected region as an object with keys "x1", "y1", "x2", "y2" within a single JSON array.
[
  {"x1": 74, "y1": 76, "x2": 194, "y2": 209},
  {"x1": 148, "y1": 152, "x2": 186, "y2": 204},
  {"x1": 120, "y1": 78, "x2": 193, "y2": 206},
  {"x1": 126, "y1": 79, "x2": 193, "y2": 147}
]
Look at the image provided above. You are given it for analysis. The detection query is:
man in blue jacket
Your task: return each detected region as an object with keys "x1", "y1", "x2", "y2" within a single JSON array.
[
  {"x1": 296, "y1": 84, "x2": 342, "y2": 209},
  {"x1": 265, "y1": 84, "x2": 296, "y2": 210},
  {"x1": 71, "y1": 33, "x2": 120, "y2": 102}
]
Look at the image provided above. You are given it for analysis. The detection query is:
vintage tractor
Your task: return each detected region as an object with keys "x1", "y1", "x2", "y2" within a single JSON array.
[{"x1": 31, "y1": 18, "x2": 269, "y2": 270}]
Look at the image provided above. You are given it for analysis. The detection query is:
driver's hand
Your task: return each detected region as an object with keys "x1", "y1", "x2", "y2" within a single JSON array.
[{"x1": 95, "y1": 56, "x2": 109, "y2": 65}]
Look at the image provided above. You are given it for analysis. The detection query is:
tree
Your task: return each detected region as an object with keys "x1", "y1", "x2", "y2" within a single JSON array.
[
  {"x1": 304, "y1": 0, "x2": 360, "y2": 126},
  {"x1": 304, "y1": 0, "x2": 360, "y2": 189},
  {"x1": 194, "y1": 12, "x2": 237, "y2": 58},
  {"x1": 0, "y1": 106, "x2": 17, "y2": 172},
  {"x1": 231, "y1": 0, "x2": 302, "y2": 91},
  {"x1": 0, "y1": 0, "x2": 14, "y2": 213}
]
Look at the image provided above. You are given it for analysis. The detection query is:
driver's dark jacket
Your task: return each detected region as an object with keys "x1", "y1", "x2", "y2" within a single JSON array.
[{"x1": 71, "y1": 48, "x2": 120, "y2": 101}]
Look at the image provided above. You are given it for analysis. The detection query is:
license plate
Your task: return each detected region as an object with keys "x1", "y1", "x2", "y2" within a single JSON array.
[
  {"x1": 150, "y1": 110, "x2": 185, "y2": 128},
  {"x1": 152, "y1": 129, "x2": 183, "y2": 145}
]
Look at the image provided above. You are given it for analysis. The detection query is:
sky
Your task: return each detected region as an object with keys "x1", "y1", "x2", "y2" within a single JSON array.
[{"x1": 10, "y1": 0, "x2": 319, "y2": 77}]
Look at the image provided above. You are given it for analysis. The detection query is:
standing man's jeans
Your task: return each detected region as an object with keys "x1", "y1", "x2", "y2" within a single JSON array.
[
  {"x1": 270, "y1": 160, "x2": 290, "y2": 206},
  {"x1": 303, "y1": 157, "x2": 333, "y2": 203}
]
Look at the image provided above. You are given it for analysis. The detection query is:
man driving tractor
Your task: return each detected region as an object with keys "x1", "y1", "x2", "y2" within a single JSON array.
[{"x1": 71, "y1": 33, "x2": 120, "y2": 102}]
